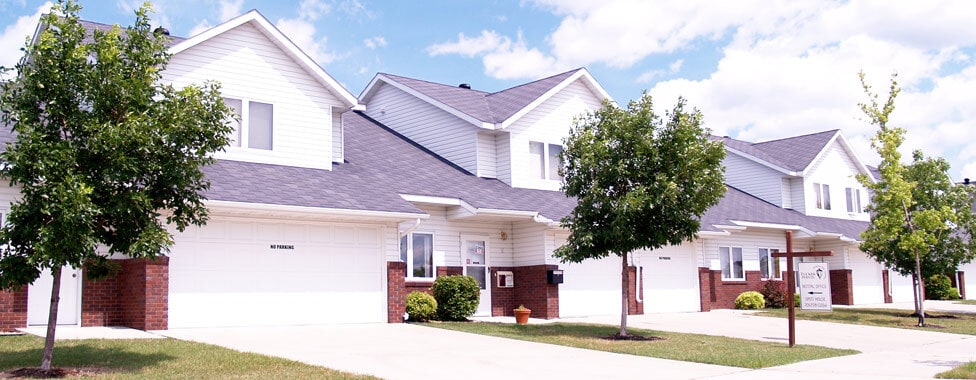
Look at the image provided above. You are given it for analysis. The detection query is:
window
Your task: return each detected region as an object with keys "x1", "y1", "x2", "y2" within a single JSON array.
[
  {"x1": 720, "y1": 246, "x2": 743, "y2": 280},
  {"x1": 224, "y1": 97, "x2": 274, "y2": 150},
  {"x1": 814, "y1": 183, "x2": 831, "y2": 210},
  {"x1": 400, "y1": 232, "x2": 434, "y2": 279},
  {"x1": 759, "y1": 248, "x2": 781, "y2": 279},
  {"x1": 528, "y1": 141, "x2": 563, "y2": 180},
  {"x1": 846, "y1": 187, "x2": 862, "y2": 213}
]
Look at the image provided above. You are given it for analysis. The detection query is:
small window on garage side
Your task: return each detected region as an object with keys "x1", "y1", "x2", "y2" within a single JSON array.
[
  {"x1": 401, "y1": 232, "x2": 434, "y2": 279},
  {"x1": 759, "y1": 248, "x2": 781, "y2": 280},
  {"x1": 720, "y1": 246, "x2": 743, "y2": 280},
  {"x1": 223, "y1": 97, "x2": 274, "y2": 150}
]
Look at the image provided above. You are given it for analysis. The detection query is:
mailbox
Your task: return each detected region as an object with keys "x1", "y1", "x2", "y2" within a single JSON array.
[
  {"x1": 497, "y1": 271, "x2": 515, "y2": 288},
  {"x1": 547, "y1": 269, "x2": 564, "y2": 284}
]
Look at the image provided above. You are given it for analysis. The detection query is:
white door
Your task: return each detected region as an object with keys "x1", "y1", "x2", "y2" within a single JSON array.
[
  {"x1": 27, "y1": 266, "x2": 81, "y2": 326},
  {"x1": 461, "y1": 235, "x2": 491, "y2": 316},
  {"x1": 638, "y1": 244, "x2": 701, "y2": 313},
  {"x1": 559, "y1": 256, "x2": 621, "y2": 317},
  {"x1": 168, "y1": 219, "x2": 386, "y2": 328},
  {"x1": 849, "y1": 251, "x2": 885, "y2": 304}
]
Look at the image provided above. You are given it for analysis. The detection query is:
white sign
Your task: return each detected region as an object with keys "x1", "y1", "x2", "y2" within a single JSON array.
[{"x1": 798, "y1": 262, "x2": 832, "y2": 311}]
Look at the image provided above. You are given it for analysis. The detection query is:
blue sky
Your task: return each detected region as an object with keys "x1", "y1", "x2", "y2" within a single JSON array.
[{"x1": 3, "y1": 0, "x2": 976, "y2": 181}]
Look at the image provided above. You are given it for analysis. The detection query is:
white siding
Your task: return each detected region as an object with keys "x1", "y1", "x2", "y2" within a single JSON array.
[
  {"x1": 791, "y1": 177, "x2": 807, "y2": 214},
  {"x1": 507, "y1": 79, "x2": 603, "y2": 191},
  {"x1": 364, "y1": 83, "x2": 479, "y2": 174},
  {"x1": 332, "y1": 109, "x2": 343, "y2": 163},
  {"x1": 781, "y1": 178, "x2": 793, "y2": 209},
  {"x1": 395, "y1": 205, "x2": 514, "y2": 268},
  {"x1": 723, "y1": 152, "x2": 784, "y2": 206},
  {"x1": 960, "y1": 261, "x2": 976, "y2": 300},
  {"x1": 477, "y1": 132, "x2": 497, "y2": 178},
  {"x1": 496, "y1": 132, "x2": 512, "y2": 185},
  {"x1": 803, "y1": 141, "x2": 870, "y2": 221},
  {"x1": 162, "y1": 22, "x2": 344, "y2": 170},
  {"x1": 701, "y1": 231, "x2": 788, "y2": 277},
  {"x1": 514, "y1": 222, "x2": 548, "y2": 266}
]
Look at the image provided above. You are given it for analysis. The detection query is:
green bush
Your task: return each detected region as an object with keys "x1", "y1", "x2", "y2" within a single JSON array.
[
  {"x1": 794, "y1": 293, "x2": 801, "y2": 306},
  {"x1": 431, "y1": 275, "x2": 481, "y2": 321},
  {"x1": 760, "y1": 281, "x2": 787, "y2": 308},
  {"x1": 926, "y1": 274, "x2": 960, "y2": 300},
  {"x1": 405, "y1": 291, "x2": 437, "y2": 321},
  {"x1": 734, "y1": 291, "x2": 766, "y2": 310}
]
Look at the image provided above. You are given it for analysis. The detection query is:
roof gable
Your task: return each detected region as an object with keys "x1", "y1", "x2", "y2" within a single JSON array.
[
  {"x1": 359, "y1": 68, "x2": 612, "y2": 129},
  {"x1": 169, "y1": 10, "x2": 359, "y2": 109},
  {"x1": 752, "y1": 129, "x2": 839, "y2": 172}
]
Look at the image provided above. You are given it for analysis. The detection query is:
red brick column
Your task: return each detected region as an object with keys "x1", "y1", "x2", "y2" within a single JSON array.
[
  {"x1": 958, "y1": 271, "x2": 967, "y2": 299},
  {"x1": 117, "y1": 257, "x2": 169, "y2": 330},
  {"x1": 491, "y1": 267, "x2": 516, "y2": 316},
  {"x1": 387, "y1": 262, "x2": 406, "y2": 323},
  {"x1": 698, "y1": 267, "x2": 713, "y2": 311},
  {"x1": 513, "y1": 265, "x2": 559, "y2": 319},
  {"x1": 627, "y1": 266, "x2": 643, "y2": 315},
  {"x1": 0, "y1": 287, "x2": 28, "y2": 332},
  {"x1": 829, "y1": 269, "x2": 853, "y2": 305},
  {"x1": 82, "y1": 274, "x2": 121, "y2": 327}
]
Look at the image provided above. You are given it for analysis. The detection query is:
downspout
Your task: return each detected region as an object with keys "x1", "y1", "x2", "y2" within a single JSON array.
[
  {"x1": 399, "y1": 218, "x2": 422, "y2": 238},
  {"x1": 634, "y1": 254, "x2": 643, "y2": 303}
]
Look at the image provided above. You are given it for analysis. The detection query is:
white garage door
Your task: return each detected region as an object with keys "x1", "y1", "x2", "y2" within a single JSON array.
[
  {"x1": 849, "y1": 251, "x2": 884, "y2": 304},
  {"x1": 559, "y1": 256, "x2": 621, "y2": 317},
  {"x1": 168, "y1": 219, "x2": 386, "y2": 328},
  {"x1": 962, "y1": 262, "x2": 976, "y2": 300},
  {"x1": 636, "y1": 244, "x2": 700, "y2": 313}
]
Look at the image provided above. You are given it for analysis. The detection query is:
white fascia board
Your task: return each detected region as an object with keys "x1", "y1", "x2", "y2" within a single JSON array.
[
  {"x1": 205, "y1": 200, "x2": 426, "y2": 221},
  {"x1": 729, "y1": 220, "x2": 817, "y2": 237},
  {"x1": 724, "y1": 147, "x2": 798, "y2": 176},
  {"x1": 498, "y1": 68, "x2": 615, "y2": 130},
  {"x1": 711, "y1": 224, "x2": 747, "y2": 231},
  {"x1": 697, "y1": 230, "x2": 733, "y2": 237},
  {"x1": 363, "y1": 75, "x2": 490, "y2": 129},
  {"x1": 815, "y1": 232, "x2": 861, "y2": 244},
  {"x1": 168, "y1": 10, "x2": 360, "y2": 109},
  {"x1": 400, "y1": 194, "x2": 480, "y2": 216}
]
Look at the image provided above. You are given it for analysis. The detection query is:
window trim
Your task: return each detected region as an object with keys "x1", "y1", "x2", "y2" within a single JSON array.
[
  {"x1": 845, "y1": 187, "x2": 862, "y2": 213},
  {"x1": 528, "y1": 140, "x2": 564, "y2": 181},
  {"x1": 759, "y1": 247, "x2": 782, "y2": 280},
  {"x1": 814, "y1": 183, "x2": 831, "y2": 210},
  {"x1": 401, "y1": 232, "x2": 435, "y2": 281},
  {"x1": 719, "y1": 246, "x2": 744, "y2": 281},
  {"x1": 224, "y1": 96, "x2": 275, "y2": 151}
]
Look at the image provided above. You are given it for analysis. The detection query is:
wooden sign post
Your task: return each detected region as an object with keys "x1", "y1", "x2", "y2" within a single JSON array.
[{"x1": 771, "y1": 230, "x2": 833, "y2": 347}]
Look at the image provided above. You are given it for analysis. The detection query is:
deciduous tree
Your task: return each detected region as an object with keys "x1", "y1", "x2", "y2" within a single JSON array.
[
  {"x1": 555, "y1": 94, "x2": 725, "y2": 336},
  {"x1": 0, "y1": 0, "x2": 231, "y2": 370}
]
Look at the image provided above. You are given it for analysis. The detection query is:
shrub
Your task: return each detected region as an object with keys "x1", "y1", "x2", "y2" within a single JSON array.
[
  {"x1": 405, "y1": 291, "x2": 437, "y2": 321},
  {"x1": 431, "y1": 275, "x2": 481, "y2": 321},
  {"x1": 760, "y1": 281, "x2": 787, "y2": 308},
  {"x1": 734, "y1": 291, "x2": 765, "y2": 310},
  {"x1": 926, "y1": 274, "x2": 960, "y2": 300},
  {"x1": 794, "y1": 293, "x2": 801, "y2": 306}
]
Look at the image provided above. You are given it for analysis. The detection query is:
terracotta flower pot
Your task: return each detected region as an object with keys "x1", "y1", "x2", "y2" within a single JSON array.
[{"x1": 514, "y1": 308, "x2": 531, "y2": 325}]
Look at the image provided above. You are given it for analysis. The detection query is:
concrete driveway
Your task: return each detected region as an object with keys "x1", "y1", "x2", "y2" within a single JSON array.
[{"x1": 157, "y1": 323, "x2": 746, "y2": 380}]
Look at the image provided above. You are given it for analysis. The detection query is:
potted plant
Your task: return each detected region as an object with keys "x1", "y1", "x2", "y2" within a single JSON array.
[{"x1": 513, "y1": 305, "x2": 531, "y2": 325}]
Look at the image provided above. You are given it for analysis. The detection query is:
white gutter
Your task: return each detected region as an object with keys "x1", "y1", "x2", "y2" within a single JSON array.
[
  {"x1": 206, "y1": 200, "x2": 427, "y2": 220},
  {"x1": 399, "y1": 218, "x2": 422, "y2": 238}
]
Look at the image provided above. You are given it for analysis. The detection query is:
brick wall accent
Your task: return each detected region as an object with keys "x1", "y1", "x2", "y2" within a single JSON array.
[
  {"x1": 387, "y1": 262, "x2": 406, "y2": 323},
  {"x1": 882, "y1": 270, "x2": 893, "y2": 303},
  {"x1": 829, "y1": 269, "x2": 853, "y2": 305},
  {"x1": 513, "y1": 265, "x2": 559, "y2": 319},
  {"x1": 958, "y1": 271, "x2": 967, "y2": 299},
  {"x1": 80, "y1": 257, "x2": 169, "y2": 330},
  {"x1": 490, "y1": 267, "x2": 517, "y2": 316},
  {"x1": 697, "y1": 269, "x2": 766, "y2": 310},
  {"x1": 0, "y1": 287, "x2": 28, "y2": 332},
  {"x1": 627, "y1": 266, "x2": 643, "y2": 315}
]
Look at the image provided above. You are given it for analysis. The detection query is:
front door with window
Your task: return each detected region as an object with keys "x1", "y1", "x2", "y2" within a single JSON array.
[{"x1": 461, "y1": 235, "x2": 491, "y2": 316}]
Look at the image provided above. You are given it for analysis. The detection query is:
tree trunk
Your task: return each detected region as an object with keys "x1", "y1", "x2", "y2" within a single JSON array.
[
  {"x1": 40, "y1": 267, "x2": 62, "y2": 370},
  {"x1": 915, "y1": 252, "x2": 925, "y2": 327},
  {"x1": 620, "y1": 252, "x2": 629, "y2": 337}
]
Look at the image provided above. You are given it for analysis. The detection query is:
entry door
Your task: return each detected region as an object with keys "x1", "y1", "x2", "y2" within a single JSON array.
[
  {"x1": 462, "y1": 235, "x2": 491, "y2": 316},
  {"x1": 27, "y1": 266, "x2": 81, "y2": 326}
]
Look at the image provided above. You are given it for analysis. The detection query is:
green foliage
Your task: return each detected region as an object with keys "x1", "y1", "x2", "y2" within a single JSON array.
[
  {"x1": 0, "y1": 0, "x2": 233, "y2": 290},
  {"x1": 430, "y1": 275, "x2": 480, "y2": 321},
  {"x1": 554, "y1": 93, "x2": 726, "y2": 263},
  {"x1": 794, "y1": 293, "x2": 801, "y2": 306},
  {"x1": 760, "y1": 281, "x2": 787, "y2": 308},
  {"x1": 405, "y1": 291, "x2": 438, "y2": 322},
  {"x1": 734, "y1": 291, "x2": 766, "y2": 310},
  {"x1": 925, "y1": 274, "x2": 960, "y2": 300}
]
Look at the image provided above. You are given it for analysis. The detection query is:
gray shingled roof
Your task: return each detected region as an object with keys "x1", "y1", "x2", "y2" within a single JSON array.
[
  {"x1": 78, "y1": 19, "x2": 186, "y2": 46},
  {"x1": 378, "y1": 69, "x2": 581, "y2": 124},
  {"x1": 715, "y1": 130, "x2": 839, "y2": 172}
]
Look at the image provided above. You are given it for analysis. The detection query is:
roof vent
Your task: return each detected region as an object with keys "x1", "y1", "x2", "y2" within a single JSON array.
[
  {"x1": 154, "y1": 27, "x2": 170, "y2": 36},
  {"x1": 458, "y1": 83, "x2": 471, "y2": 89},
  {"x1": 965, "y1": 178, "x2": 971, "y2": 185}
]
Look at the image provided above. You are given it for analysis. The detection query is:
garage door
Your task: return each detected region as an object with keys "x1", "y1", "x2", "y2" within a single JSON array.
[
  {"x1": 559, "y1": 256, "x2": 621, "y2": 317},
  {"x1": 168, "y1": 219, "x2": 386, "y2": 328},
  {"x1": 636, "y1": 244, "x2": 700, "y2": 313},
  {"x1": 849, "y1": 251, "x2": 884, "y2": 304}
]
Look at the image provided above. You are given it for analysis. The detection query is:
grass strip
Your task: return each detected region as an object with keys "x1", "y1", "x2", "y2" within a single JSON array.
[
  {"x1": 757, "y1": 307, "x2": 976, "y2": 335},
  {"x1": 423, "y1": 322, "x2": 856, "y2": 369}
]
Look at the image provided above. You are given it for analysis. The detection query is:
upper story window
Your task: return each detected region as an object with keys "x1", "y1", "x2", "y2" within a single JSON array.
[
  {"x1": 529, "y1": 141, "x2": 563, "y2": 181},
  {"x1": 720, "y1": 246, "x2": 743, "y2": 280},
  {"x1": 814, "y1": 183, "x2": 831, "y2": 210},
  {"x1": 224, "y1": 97, "x2": 274, "y2": 150},
  {"x1": 845, "y1": 187, "x2": 862, "y2": 213},
  {"x1": 400, "y1": 232, "x2": 434, "y2": 280},
  {"x1": 759, "y1": 248, "x2": 781, "y2": 280}
]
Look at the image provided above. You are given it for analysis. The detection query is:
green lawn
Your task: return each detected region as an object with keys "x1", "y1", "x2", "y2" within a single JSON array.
[
  {"x1": 937, "y1": 361, "x2": 976, "y2": 379},
  {"x1": 756, "y1": 307, "x2": 976, "y2": 335},
  {"x1": 423, "y1": 322, "x2": 857, "y2": 369},
  {"x1": 0, "y1": 335, "x2": 378, "y2": 379}
]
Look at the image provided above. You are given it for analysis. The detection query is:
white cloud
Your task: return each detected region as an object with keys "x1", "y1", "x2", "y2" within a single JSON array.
[
  {"x1": 363, "y1": 36, "x2": 386, "y2": 50},
  {"x1": 218, "y1": 0, "x2": 244, "y2": 21},
  {"x1": 429, "y1": 30, "x2": 563, "y2": 79},
  {"x1": 0, "y1": 2, "x2": 51, "y2": 71},
  {"x1": 637, "y1": 59, "x2": 683, "y2": 83},
  {"x1": 276, "y1": 17, "x2": 336, "y2": 64}
]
